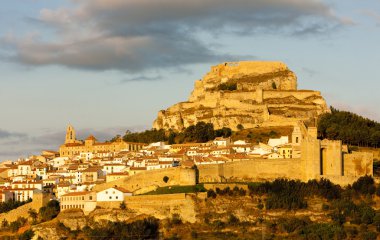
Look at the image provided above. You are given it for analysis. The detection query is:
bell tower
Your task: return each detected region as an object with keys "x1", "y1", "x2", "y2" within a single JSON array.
[{"x1": 65, "y1": 124, "x2": 76, "y2": 144}]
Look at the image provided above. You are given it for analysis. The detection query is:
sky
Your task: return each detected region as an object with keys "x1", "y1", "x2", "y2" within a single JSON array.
[{"x1": 1, "y1": 0, "x2": 380, "y2": 161}]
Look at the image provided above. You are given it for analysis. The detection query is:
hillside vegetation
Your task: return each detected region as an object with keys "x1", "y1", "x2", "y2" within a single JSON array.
[
  {"x1": 114, "y1": 122, "x2": 292, "y2": 145},
  {"x1": 318, "y1": 107, "x2": 380, "y2": 148}
]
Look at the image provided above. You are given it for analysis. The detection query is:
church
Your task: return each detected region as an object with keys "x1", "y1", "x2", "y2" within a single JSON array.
[{"x1": 59, "y1": 125, "x2": 146, "y2": 157}]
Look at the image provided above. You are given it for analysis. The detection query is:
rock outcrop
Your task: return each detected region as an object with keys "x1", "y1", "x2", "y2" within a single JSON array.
[{"x1": 153, "y1": 61, "x2": 330, "y2": 131}]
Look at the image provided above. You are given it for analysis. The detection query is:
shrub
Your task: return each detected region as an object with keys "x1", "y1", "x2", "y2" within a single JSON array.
[
  {"x1": 163, "y1": 176, "x2": 169, "y2": 183},
  {"x1": 352, "y1": 175, "x2": 376, "y2": 195},
  {"x1": 322, "y1": 203, "x2": 329, "y2": 211},
  {"x1": 358, "y1": 231, "x2": 377, "y2": 240},
  {"x1": 9, "y1": 217, "x2": 27, "y2": 232},
  {"x1": 227, "y1": 214, "x2": 239, "y2": 226},
  {"x1": 85, "y1": 217, "x2": 159, "y2": 240},
  {"x1": 219, "y1": 82, "x2": 237, "y2": 91},
  {"x1": 0, "y1": 199, "x2": 32, "y2": 214},
  {"x1": 120, "y1": 202, "x2": 126, "y2": 210},
  {"x1": 1, "y1": 219, "x2": 8, "y2": 228},
  {"x1": 373, "y1": 213, "x2": 380, "y2": 232},
  {"x1": 207, "y1": 189, "x2": 217, "y2": 199},
  {"x1": 39, "y1": 200, "x2": 60, "y2": 222},
  {"x1": 376, "y1": 186, "x2": 380, "y2": 197},
  {"x1": 299, "y1": 223, "x2": 346, "y2": 240},
  {"x1": 18, "y1": 229, "x2": 34, "y2": 240},
  {"x1": 277, "y1": 217, "x2": 310, "y2": 233},
  {"x1": 212, "y1": 220, "x2": 225, "y2": 229},
  {"x1": 171, "y1": 214, "x2": 182, "y2": 225}
]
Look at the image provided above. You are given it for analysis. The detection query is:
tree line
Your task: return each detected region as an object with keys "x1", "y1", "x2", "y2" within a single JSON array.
[
  {"x1": 119, "y1": 122, "x2": 232, "y2": 144},
  {"x1": 318, "y1": 107, "x2": 380, "y2": 147}
]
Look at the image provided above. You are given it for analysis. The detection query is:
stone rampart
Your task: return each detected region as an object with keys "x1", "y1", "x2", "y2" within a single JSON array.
[
  {"x1": 343, "y1": 152, "x2": 373, "y2": 177},
  {"x1": 263, "y1": 90, "x2": 321, "y2": 100},
  {"x1": 198, "y1": 159, "x2": 305, "y2": 183},
  {"x1": 0, "y1": 202, "x2": 35, "y2": 223},
  {"x1": 0, "y1": 192, "x2": 49, "y2": 223},
  {"x1": 93, "y1": 167, "x2": 196, "y2": 193}
]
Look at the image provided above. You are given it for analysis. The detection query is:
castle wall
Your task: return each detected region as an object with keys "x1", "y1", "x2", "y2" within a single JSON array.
[
  {"x1": 197, "y1": 138, "x2": 373, "y2": 186},
  {"x1": 198, "y1": 158, "x2": 306, "y2": 183},
  {"x1": 0, "y1": 193, "x2": 49, "y2": 223},
  {"x1": 321, "y1": 140, "x2": 342, "y2": 176},
  {"x1": 343, "y1": 152, "x2": 373, "y2": 177},
  {"x1": 263, "y1": 90, "x2": 321, "y2": 101},
  {"x1": 92, "y1": 167, "x2": 196, "y2": 193}
]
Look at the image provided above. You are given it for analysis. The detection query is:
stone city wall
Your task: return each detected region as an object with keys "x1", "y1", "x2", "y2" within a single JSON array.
[
  {"x1": 93, "y1": 167, "x2": 196, "y2": 193},
  {"x1": 198, "y1": 158, "x2": 305, "y2": 183},
  {"x1": 343, "y1": 152, "x2": 373, "y2": 177}
]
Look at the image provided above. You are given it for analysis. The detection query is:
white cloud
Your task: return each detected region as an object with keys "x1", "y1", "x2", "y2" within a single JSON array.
[{"x1": 1, "y1": 0, "x2": 349, "y2": 73}]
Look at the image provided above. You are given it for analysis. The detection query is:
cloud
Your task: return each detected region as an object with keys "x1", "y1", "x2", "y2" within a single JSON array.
[
  {"x1": 302, "y1": 67, "x2": 318, "y2": 78},
  {"x1": 1, "y1": 0, "x2": 348, "y2": 73},
  {"x1": 0, "y1": 129, "x2": 27, "y2": 139},
  {"x1": 0, "y1": 125, "x2": 149, "y2": 161},
  {"x1": 361, "y1": 9, "x2": 380, "y2": 27},
  {"x1": 121, "y1": 75, "x2": 163, "y2": 83}
]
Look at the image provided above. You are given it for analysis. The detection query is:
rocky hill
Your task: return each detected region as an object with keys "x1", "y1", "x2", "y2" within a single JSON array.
[{"x1": 153, "y1": 61, "x2": 330, "y2": 131}]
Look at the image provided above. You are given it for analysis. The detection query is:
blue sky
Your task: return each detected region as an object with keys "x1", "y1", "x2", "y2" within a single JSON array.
[{"x1": 0, "y1": 0, "x2": 380, "y2": 161}]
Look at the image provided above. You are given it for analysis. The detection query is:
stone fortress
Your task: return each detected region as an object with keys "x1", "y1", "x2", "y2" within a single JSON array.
[
  {"x1": 151, "y1": 61, "x2": 373, "y2": 186},
  {"x1": 154, "y1": 61, "x2": 330, "y2": 131},
  {"x1": 197, "y1": 122, "x2": 373, "y2": 186}
]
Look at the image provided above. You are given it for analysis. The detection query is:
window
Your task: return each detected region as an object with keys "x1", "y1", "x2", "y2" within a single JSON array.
[
  {"x1": 296, "y1": 137, "x2": 299, "y2": 143},
  {"x1": 105, "y1": 191, "x2": 108, "y2": 194},
  {"x1": 116, "y1": 196, "x2": 118, "y2": 199},
  {"x1": 109, "y1": 196, "x2": 112, "y2": 199},
  {"x1": 89, "y1": 196, "x2": 93, "y2": 200}
]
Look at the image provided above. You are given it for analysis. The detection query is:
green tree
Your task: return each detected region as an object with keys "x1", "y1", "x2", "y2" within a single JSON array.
[
  {"x1": 39, "y1": 200, "x2": 60, "y2": 222},
  {"x1": 120, "y1": 201, "x2": 126, "y2": 210},
  {"x1": 28, "y1": 208, "x2": 38, "y2": 224},
  {"x1": 237, "y1": 124, "x2": 244, "y2": 131}
]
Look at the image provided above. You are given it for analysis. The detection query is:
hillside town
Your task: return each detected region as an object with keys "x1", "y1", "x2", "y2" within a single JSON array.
[{"x1": 0, "y1": 124, "x2": 301, "y2": 211}]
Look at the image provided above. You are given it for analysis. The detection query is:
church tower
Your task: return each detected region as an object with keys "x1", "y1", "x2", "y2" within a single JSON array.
[{"x1": 65, "y1": 125, "x2": 76, "y2": 144}]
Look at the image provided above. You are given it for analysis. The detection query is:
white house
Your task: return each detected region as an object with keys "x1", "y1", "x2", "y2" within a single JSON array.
[
  {"x1": 268, "y1": 136, "x2": 289, "y2": 147},
  {"x1": 102, "y1": 164, "x2": 127, "y2": 175},
  {"x1": 233, "y1": 140, "x2": 247, "y2": 145},
  {"x1": 213, "y1": 137, "x2": 231, "y2": 147},
  {"x1": 96, "y1": 187, "x2": 132, "y2": 202},
  {"x1": 50, "y1": 157, "x2": 69, "y2": 169}
]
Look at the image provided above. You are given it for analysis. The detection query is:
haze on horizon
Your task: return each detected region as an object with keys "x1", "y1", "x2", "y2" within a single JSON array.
[{"x1": 0, "y1": 0, "x2": 380, "y2": 161}]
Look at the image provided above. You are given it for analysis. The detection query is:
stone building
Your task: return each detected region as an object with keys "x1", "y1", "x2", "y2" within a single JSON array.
[
  {"x1": 59, "y1": 125, "x2": 147, "y2": 157},
  {"x1": 60, "y1": 191, "x2": 97, "y2": 213}
]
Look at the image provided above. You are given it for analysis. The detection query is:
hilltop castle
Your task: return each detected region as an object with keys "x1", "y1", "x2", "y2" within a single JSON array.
[
  {"x1": 153, "y1": 61, "x2": 330, "y2": 131},
  {"x1": 59, "y1": 125, "x2": 146, "y2": 157}
]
